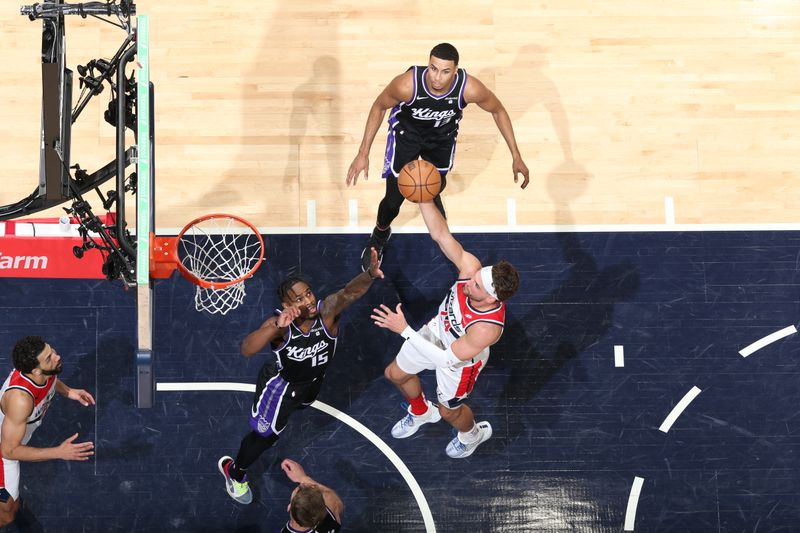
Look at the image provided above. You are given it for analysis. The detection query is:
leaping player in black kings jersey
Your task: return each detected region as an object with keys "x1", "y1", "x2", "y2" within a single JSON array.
[
  {"x1": 346, "y1": 42, "x2": 530, "y2": 272},
  {"x1": 218, "y1": 250, "x2": 383, "y2": 505}
]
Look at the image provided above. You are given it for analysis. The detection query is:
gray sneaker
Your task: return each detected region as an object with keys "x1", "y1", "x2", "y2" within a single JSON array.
[
  {"x1": 218, "y1": 456, "x2": 253, "y2": 504},
  {"x1": 445, "y1": 421, "x2": 493, "y2": 459},
  {"x1": 391, "y1": 401, "x2": 442, "y2": 439}
]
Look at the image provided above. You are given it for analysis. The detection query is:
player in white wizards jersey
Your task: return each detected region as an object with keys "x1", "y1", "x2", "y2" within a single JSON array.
[
  {"x1": 0, "y1": 336, "x2": 95, "y2": 525},
  {"x1": 372, "y1": 201, "x2": 520, "y2": 458}
]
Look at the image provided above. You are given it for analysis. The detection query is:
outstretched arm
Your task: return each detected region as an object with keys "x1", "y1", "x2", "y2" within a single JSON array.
[
  {"x1": 282, "y1": 459, "x2": 344, "y2": 522},
  {"x1": 321, "y1": 248, "x2": 384, "y2": 330},
  {"x1": 371, "y1": 303, "x2": 500, "y2": 363},
  {"x1": 346, "y1": 71, "x2": 414, "y2": 186},
  {"x1": 56, "y1": 380, "x2": 95, "y2": 407},
  {"x1": 240, "y1": 307, "x2": 301, "y2": 357},
  {"x1": 464, "y1": 76, "x2": 530, "y2": 189},
  {"x1": 0, "y1": 391, "x2": 94, "y2": 462},
  {"x1": 419, "y1": 201, "x2": 481, "y2": 278}
]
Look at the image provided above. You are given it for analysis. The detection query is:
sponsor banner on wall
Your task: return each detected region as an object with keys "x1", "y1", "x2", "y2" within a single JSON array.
[{"x1": 0, "y1": 218, "x2": 109, "y2": 279}]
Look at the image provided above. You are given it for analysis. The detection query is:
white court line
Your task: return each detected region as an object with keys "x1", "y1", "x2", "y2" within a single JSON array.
[
  {"x1": 624, "y1": 476, "x2": 645, "y2": 531},
  {"x1": 614, "y1": 345, "x2": 625, "y2": 367},
  {"x1": 739, "y1": 325, "x2": 797, "y2": 357},
  {"x1": 664, "y1": 197, "x2": 675, "y2": 225},
  {"x1": 155, "y1": 381, "x2": 437, "y2": 532},
  {"x1": 348, "y1": 199, "x2": 358, "y2": 227},
  {"x1": 659, "y1": 386, "x2": 702, "y2": 433},
  {"x1": 506, "y1": 198, "x2": 517, "y2": 226},
  {"x1": 152, "y1": 222, "x2": 800, "y2": 236},
  {"x1": 306, "y1": 200, "x2": 317, "y2": 229}
]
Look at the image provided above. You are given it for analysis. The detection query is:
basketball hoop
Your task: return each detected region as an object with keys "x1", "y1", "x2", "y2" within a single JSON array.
[{"x1": 150, "y1": 214, "x2": 265, "y2": 315}]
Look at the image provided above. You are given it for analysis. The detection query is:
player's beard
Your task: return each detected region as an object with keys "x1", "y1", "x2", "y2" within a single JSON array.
[
  {"x1": 41, "y1": 361, "x2": 63, "y2": 376},
  {"x1": 299, "y1": 303, "x2": 317, "y2": 319}
]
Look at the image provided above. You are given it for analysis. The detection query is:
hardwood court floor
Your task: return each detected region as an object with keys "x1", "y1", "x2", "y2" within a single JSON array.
[{"x1": 1, "y1": 1, "x2": 799, "y2": 229}]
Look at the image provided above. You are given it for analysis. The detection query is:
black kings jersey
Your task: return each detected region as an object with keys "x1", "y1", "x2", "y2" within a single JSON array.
[
  {"x1": 389, "y1": 65, "x2": 467, "y2": 138},
  {"x1": 281, "y1": 507, "x2": 341, "y2": 533},
  {"x1": 273, "y1": 300, "x2": 338, "y2": 383}
]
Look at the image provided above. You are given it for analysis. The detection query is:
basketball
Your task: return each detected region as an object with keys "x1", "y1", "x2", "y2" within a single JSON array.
[{"x1": 397, "y1": 159, "x2": 442, "y2": 203}]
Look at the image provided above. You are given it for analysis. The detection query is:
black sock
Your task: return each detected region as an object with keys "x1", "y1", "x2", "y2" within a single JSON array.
[
  {"x1": 230, "y1": 431, "x2": 278, "y2": 482},
  {"x1": 373, "y1": 225, "x2": 391, "y2": 240}
]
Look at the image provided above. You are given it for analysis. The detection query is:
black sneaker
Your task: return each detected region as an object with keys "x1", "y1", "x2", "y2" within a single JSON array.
[{"x1": 360, "y1": 227, "x2": 391, "y2": 272}]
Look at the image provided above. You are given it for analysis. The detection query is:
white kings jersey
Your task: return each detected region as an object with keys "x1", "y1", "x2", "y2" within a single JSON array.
[
  {"x1": 432, "y1": 279, "x2": 506, "y2": 355},
  {"x1": 0, "y1": 370, "x2": 57, "y2": 446}
]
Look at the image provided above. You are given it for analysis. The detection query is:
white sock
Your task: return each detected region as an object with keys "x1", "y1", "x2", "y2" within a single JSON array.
[{"x1": 458, "y1": 423, "x2": 481, "y2": 444}]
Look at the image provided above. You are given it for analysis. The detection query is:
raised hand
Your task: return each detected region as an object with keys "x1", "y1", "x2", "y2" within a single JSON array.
[
  {"x1": 367, "y1": 247, "x2": 384, "y2": 280},
  {"x1": 281, "y1": 458, "x2": 309, "y2": 483},
  {"x1": 57, "y1": 433, "x2": 94, "y2": 461},
  {"x1": 67, "y1": 388, "x2": 95, "y2": 407},
  {"x1": 371, "y1": 303, "x2": 408, "y2": 334},
  {"x1": 276, "y1": 306, "x2": 302, "y2": 327}
]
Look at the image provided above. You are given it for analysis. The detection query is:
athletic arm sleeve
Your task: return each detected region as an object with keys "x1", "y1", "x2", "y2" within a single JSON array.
[{"x1": 401, "y1": 326, "x2": 462, "y2": 368}]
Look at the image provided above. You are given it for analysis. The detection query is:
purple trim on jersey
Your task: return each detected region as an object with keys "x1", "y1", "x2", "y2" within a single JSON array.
[
  {"x1": 250, "y1": 373, "x2": 289, "y2": 437},
  {"x1": 421, "y1": 67, "x2": 460, "y2": 100},
  {"x1": 382, "y1": 118, "x2": 399, "y2": 178},
  {"x1": 288, "y1": 301, "x2": 329, "y2": 338},
  {"x1": 316, "y1": 301, "x2": 338, "y2": 339},
  {"x1": 458, "y1": 69, "x2": 468, "y2": 110},
  {"x1": 273, "y1": 308, "x2": 292, "y2": 352},
  {"x1": 436, "y1": 140, "x2": 456, "y2": 173},
  {"x1": 407, "y1": 66, "x2": 418, "y2": 105}
]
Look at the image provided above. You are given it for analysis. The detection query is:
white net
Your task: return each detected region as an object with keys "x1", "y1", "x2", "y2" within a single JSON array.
[{"x1": 177, "y1": 215, "x2": 264, "y2": 315}]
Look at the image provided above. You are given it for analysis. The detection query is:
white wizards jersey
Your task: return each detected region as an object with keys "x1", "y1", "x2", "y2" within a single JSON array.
[{"x1": 433, "y1": 279, "x2": 506, "y2": 348}]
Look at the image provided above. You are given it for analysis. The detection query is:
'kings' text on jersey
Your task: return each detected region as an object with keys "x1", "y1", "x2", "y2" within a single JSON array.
[
  {"x1": 273, "y1": 301, "x2": 338, "y2": 383},
  {"x1": 389, "y1": 65, "x2": 468, "y2": 137}
]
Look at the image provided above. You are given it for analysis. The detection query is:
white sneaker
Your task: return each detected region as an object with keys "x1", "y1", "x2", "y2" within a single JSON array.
[
  {"x1": 446, "y1": 421, "x2": 493, "y2": 459},
  {"x1": 391, "y1": 401, "x2": 442, "y2": 439}
]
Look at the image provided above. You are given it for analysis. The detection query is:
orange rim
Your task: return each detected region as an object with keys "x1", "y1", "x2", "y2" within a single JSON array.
[{"x1": 151, "y1": 213, "x2": 265, "y2": 289}]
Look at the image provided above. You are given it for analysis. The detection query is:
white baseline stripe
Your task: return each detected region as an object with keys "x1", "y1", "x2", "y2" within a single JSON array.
[
  {"x1": 614, "y1": 345, "x2": 624, "y2": 367},
  {"x1": 739, "y1": 325, "x2": 797, "y2": 357},
  {"x1": 150, "y1": 222, "x2": 800, "y2": 236},
  {"x1": 659, "y1": 386, "x2": 702, "y2": 433},
  {"x1": 624, "y1": 476, "x2": 645, "y2": 531},
  {"x1": 155, "y1": 381, "x2": 436, "y2": 532}
]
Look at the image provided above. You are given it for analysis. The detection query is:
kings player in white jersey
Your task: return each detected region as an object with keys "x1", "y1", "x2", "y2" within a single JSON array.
[
  {"x1": 372, "y1": 202, "x2": 520, "y2": 458},
  {"x1": 0, "y1": 336, "x2": 95, "y2": 525}
]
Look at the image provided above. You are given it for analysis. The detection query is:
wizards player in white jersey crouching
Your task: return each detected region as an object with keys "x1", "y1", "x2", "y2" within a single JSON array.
[
  {"x1": 372, "y1": 201, "x2": 519, "y2": 458},
  {"x1": 218, "y1": 250, "x2": 383, "y2": 505}
]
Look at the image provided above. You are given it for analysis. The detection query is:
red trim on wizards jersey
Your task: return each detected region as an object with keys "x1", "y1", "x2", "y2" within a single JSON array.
[
  {"x1": 436, "y1": 279, "x2": 506, "y2": 343},
  {"x1": 1, "y1": 370, "x2": 57, "y2": 425},
  {"x1": 455, "y1": 360, "x2": 484, "y2": 397}
]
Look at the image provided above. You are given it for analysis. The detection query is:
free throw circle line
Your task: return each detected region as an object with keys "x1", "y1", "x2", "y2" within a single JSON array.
[
  {"x1": 739, "y1": 325, "x2": 797, "y2": 357},
  {"x1": 155, "y1": 381, "x2": 437, "y2": 532},
  {"x1": 658, "y1": 386, "x2": 702, "y2": 433}
]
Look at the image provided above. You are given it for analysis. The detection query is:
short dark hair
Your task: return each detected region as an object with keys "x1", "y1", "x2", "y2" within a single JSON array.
[
  {"x1": 277, "y1": 275, "x2": 312, "y2": 303},
  {"x1": 12, "y1": 336, "x2": 46, "y2": 373},
  {"x1": 492, "y1": 261, "x2": 520, "y2": 301},
  {"x1": 290, "y1": 484, "x2": 327, "y2": 528},
  {"x1": 430, "y1": 43, "x2": 459, "y2": 65}
]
